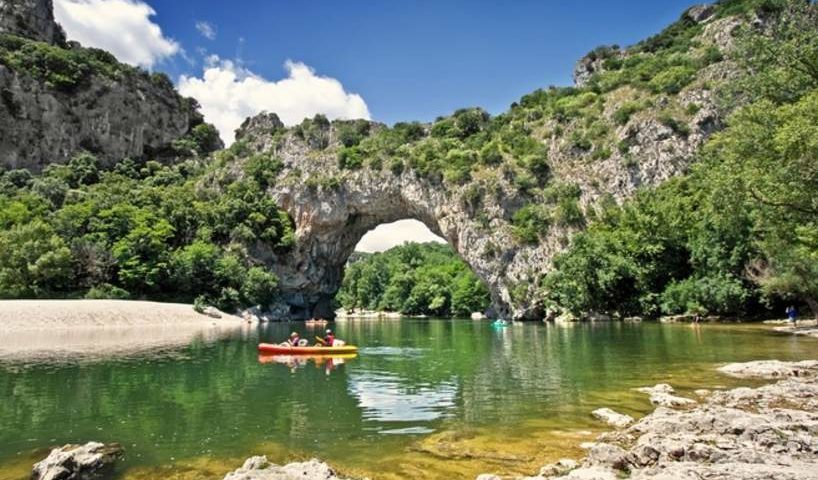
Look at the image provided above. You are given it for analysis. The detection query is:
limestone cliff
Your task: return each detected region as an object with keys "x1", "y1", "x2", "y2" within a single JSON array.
[
  {"x1": 228, "y1": 4, "x2": 759, "y2": 320},
  {"x1": 0, "y1": 0, "x2": 64, "y2": 45},
  {"x1": 0, "y1": 0, "x2": 219, "y2": 171}
]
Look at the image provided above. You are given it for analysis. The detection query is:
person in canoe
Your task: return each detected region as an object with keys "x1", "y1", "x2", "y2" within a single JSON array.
[
  {"x1": 323, "y1": 329, "x2": 335, "y2": 346},
  {"x1": 282, "y1": 332, "x2": 307, "y2": 347}
]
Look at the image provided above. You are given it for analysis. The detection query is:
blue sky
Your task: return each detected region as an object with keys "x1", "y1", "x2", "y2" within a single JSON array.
[{"x1": 150, "y1": 0, "x2": 698, "y2": 124}]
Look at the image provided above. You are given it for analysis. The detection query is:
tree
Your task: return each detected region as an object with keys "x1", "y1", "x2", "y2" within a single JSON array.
[{"x1": 0, "y1": 220, "x2": 72, "y2": 297}]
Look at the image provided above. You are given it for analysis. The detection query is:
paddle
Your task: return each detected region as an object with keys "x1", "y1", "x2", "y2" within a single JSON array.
[{"x1": 315, "y1": 336, "x2": 327, "y2": 346}]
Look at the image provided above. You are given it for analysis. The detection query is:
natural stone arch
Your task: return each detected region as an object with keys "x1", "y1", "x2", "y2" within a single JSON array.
[
  {"x1": 233, "y1": 88, "x2": 720, "y2": 320},
  {"x1": 269, "y1": 162, "x2": 532, "y2": 320},
  {"x1": 231, "y1": 114, "x2": 556, "y2": 321}
]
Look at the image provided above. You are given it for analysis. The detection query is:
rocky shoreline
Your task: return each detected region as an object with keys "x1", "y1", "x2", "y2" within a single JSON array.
[{"x1": 29, "y1": 359, "x2": 818, "y2": 480}]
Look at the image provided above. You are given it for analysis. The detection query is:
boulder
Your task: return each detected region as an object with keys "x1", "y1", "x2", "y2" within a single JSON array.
[
  {"x1": 717, "y1": 360, "x2": 818, "y2": 379},
  {"x1": 591, "y1": 408, "x2": 634, "y2": 428},
  {"x1": 32, "y1": 442, "x2": 123, "y2": 480},
  {"x1": 636, "y1": 384, "x2": 696, "y2": 408},
  {"x1": 202, "y1": 306, "x2": 223, "y2": 319},
  {"x1": 224, "y1": 457, "x2": 347, "y2": 480}
]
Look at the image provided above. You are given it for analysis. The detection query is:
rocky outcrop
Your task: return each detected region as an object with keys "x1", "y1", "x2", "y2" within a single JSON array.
[
  {"x1": 223, "y1": 456, "x2": 348, "y2": 480},
  {"x1": 591, "y1": 408, "x2": 634, "y2": 428},
  {"x1": 32, "y1": 442, "x2": 123, "y2": 480},
  {"x1": 718, "y1": 360, "x2": 818, "y2": 379},
  {"x1": 0, "y1": 0, "x2": 218, "y2": 171},
  {"x1": 0, "y1": 0, "x2": 64, "y2": 45},
  {"x1": 505, "y1": 360, "x2": 818, "y2": 480},
  {"x1": 228, "y1": 2, "x2": 750, "y2": 320}
]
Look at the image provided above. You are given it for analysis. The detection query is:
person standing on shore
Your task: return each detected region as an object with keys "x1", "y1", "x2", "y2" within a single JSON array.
[{"x1": 786, "y1": 305, "x2": 798, "y2": 327}]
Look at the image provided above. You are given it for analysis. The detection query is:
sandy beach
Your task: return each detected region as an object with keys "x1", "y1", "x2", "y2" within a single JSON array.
[{"x1": 0, "y1": 300, "x2": 247, "y2": 360}]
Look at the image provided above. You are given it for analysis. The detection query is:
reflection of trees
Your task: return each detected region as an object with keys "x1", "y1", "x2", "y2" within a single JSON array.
[
  {"x1": 0, "y1": 330, "x2": 365, "y2": 468},
  {"x1": 0, "y1": 320, "x2": 803, "y2": 476}
]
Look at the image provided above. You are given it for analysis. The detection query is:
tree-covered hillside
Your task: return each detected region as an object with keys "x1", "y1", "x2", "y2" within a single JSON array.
[
  {"x1": 1, "y1": 0, "x2": 816, "y2": 320},
  {"x1": 336, "y1": 243, "x2": 490, "y2": 317},
  {"x1": 542, "y1": 0, "x2": 818, "y2": 319}
]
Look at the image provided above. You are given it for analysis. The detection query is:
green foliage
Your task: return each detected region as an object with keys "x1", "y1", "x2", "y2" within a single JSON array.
[
  {"x1": 0, "y1": 34, "x2": 134, "y2": 91},
  {"x1": 0, "y1": 154, "x2": 291, "y2": 310},
  {"x1": 512, "y1": 204, "x2": 551, "y2": 244},
  {"x1": 649, "y1": 65, "x2": 697, "y2": 94},
  {"x1": 336, "y1": 120, "x2": 371, "y2": 147},
  {"x1": 336, "y1": 242, "x2": 489, "y2": 317},
  {"x1": 337, "y1": 146, "x2": 364, "y2": 170}
]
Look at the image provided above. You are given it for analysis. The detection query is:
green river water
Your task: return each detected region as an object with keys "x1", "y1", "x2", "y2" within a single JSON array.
[{"x1": 1, "y1": 319, "x2": 816, "y2": 479}]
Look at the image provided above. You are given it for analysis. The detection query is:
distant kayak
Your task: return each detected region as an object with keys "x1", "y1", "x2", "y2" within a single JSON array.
[
  {"x1": 258, "y1": 343, "x2": 358, "y2": 355},
  {"x1": 491, "y1": 320, "x2": 510, "y2": 327}
]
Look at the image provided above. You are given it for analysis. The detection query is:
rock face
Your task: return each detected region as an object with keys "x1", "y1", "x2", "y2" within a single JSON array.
[
  {"x1": 0, "y1": 0, "x2": 216, "y2": 171},
  {"x1": 0, "y1": 0, "x2": 64, "y2": 45},
  {"x1": 231, "y1": 6, "x2": 746, "y2": 320},
  {"x1": 515, "y1": 360, "x2": 818, "y2": 480},
  {"x1": 223, "y1": 456, "x2": 347, "y2": 480},
  {"x1": 32, "y1": 442, "x2": 123, "y2": 480}
]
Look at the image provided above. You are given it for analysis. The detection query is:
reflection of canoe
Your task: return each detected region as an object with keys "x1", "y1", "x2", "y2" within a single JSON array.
[
  {"x1": 258, "y1": 353, "x2": 357, "y2": 364},
  {"x1": 257, "y1": 343, "x2": 358, "y2": 355}
]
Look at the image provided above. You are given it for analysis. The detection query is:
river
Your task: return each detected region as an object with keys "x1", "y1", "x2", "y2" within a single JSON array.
[{"x1": 1, "y1": 319, "x2": 815, "y2": 479}]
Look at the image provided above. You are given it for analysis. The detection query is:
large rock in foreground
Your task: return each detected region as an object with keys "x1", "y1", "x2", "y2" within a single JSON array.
[
  {"x1": 514, "y1": 360, "x2": 818, "y2": 480},
  {"x1": 224, "y1": 456, "x2": 348, "y2": 480},
  {"x1": 32, "y1": 442, "x2": 123, "y2": 480}
]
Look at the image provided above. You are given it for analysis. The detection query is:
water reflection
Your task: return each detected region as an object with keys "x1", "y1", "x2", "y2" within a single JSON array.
[
  {"x1": 348, "y1": 371, "x2": 458, "y2": 425},
  {"x1": 257, "y1": 354, "x2": 356, "y2": 375}
]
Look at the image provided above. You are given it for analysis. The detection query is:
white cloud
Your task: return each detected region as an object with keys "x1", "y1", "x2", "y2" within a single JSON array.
[
  {"x1": 54, "y1": 0, "x2": 179, "y2": 68},
  {"x1": 355, "y1": 220, "x2": 446, "y2": 253},
  {"x1": 195, "y1": 20, "x2": 216, "y2": 40},
  {"x1": 178, "y1": 57, "x2": 371, "y2": 145}
]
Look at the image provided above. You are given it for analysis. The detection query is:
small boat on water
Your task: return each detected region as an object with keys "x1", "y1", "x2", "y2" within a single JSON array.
[
  {"x1": 258, "y1": 343, "x2": 358, "y2": 355},
  {"x1": 304, "y1": 318, "x2": 329, "y2": 326},
  {"x1": 491, "y1": 319, "x2": 510, "y2": 328}
]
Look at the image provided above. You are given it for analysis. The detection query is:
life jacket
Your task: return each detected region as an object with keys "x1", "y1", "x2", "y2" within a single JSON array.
[
  {"x1": 289, "y1": 336, "x2": 300, "y2": 346},
  {"x1": 325, "y1": 334, "x2": 335, "y2": 346}
]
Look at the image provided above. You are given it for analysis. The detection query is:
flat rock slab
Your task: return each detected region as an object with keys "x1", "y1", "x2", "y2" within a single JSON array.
[
  {"x1": 635, "y1": 384, "x2": 696, "y2": 408},
  {"x1": 718, "y1": 360, "x2": 818, "y2": 379},
  {"x1": 32, "y1": 442, "x2": 123, "y2": 480},
  {"x1": 224, "y1": 456, "x2": 347, "y2": 480},
  {"x1": 591, "y1": 408, "x2": 634, "y2": 428}
]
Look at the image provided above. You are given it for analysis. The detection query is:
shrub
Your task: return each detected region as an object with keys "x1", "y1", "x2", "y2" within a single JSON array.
[
  {"x1": 337, "y1": 146, "x2": 364, "y2": 170},
  {"x1": 649, "y1": 65, "x2": 697, "y2": 94},
  {"x1": 658, "y1": 113, "x2": 692, "y2": 137},
  {"x1": 511, "y1": 204, "x2": 551, "y2": 243},
  {"x1": 85, "y1": 284, "x2": 130, "y2": 300}
]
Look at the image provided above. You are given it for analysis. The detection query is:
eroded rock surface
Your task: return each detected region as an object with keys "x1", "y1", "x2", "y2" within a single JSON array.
[
  {"x1": 511, "y1": 360, "x2": 818, "y2": 480},
  {"x1": 0, "y1": 0, "x2": 64, "y2": 45},
  {"x1": 0, "y1": 0, "x2": 218, "y2": 171},
  {"x1": 223, "y1": 456, "x2": 347, "y2": 480},
  {"x1": 32, "y1": 442, "x2": 123, "y2": 480},
  {"x1": 591, "y1": 408, "x2": 634, "y2": 428}
]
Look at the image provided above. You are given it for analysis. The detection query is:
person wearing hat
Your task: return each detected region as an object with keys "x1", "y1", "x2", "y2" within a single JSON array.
[
  {"x1": 287, "y1": 331, "x2": 302, "y2": 346},
  {"x1": 322, "y1": 329, "x2": 335, "y2": 347}
]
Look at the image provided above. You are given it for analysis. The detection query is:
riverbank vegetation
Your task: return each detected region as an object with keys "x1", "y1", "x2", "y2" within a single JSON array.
[
  {"x1": 542, "y1": 0, "x2": 818, "y2": 319},
  {"x1": 0, "y1": 143, "x2": 290, "y2": 311},
  {"x1": 336, "y1": 243, "x2": 490, "y2": 317}
]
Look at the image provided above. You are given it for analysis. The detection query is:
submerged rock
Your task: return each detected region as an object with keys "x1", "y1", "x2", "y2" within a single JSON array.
[
  {"x1": 223, "y1": 456, "x2": 347, "y2": 480},
  {"x1": 636, "y1": 384, "x2": 697, "y2": 408},
  {"x1": 591, "y1": 408, "x2": 634, "y2": 428},
  {"x1": 32, "y1": 442, "x2": 123, "y2": 480}
]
